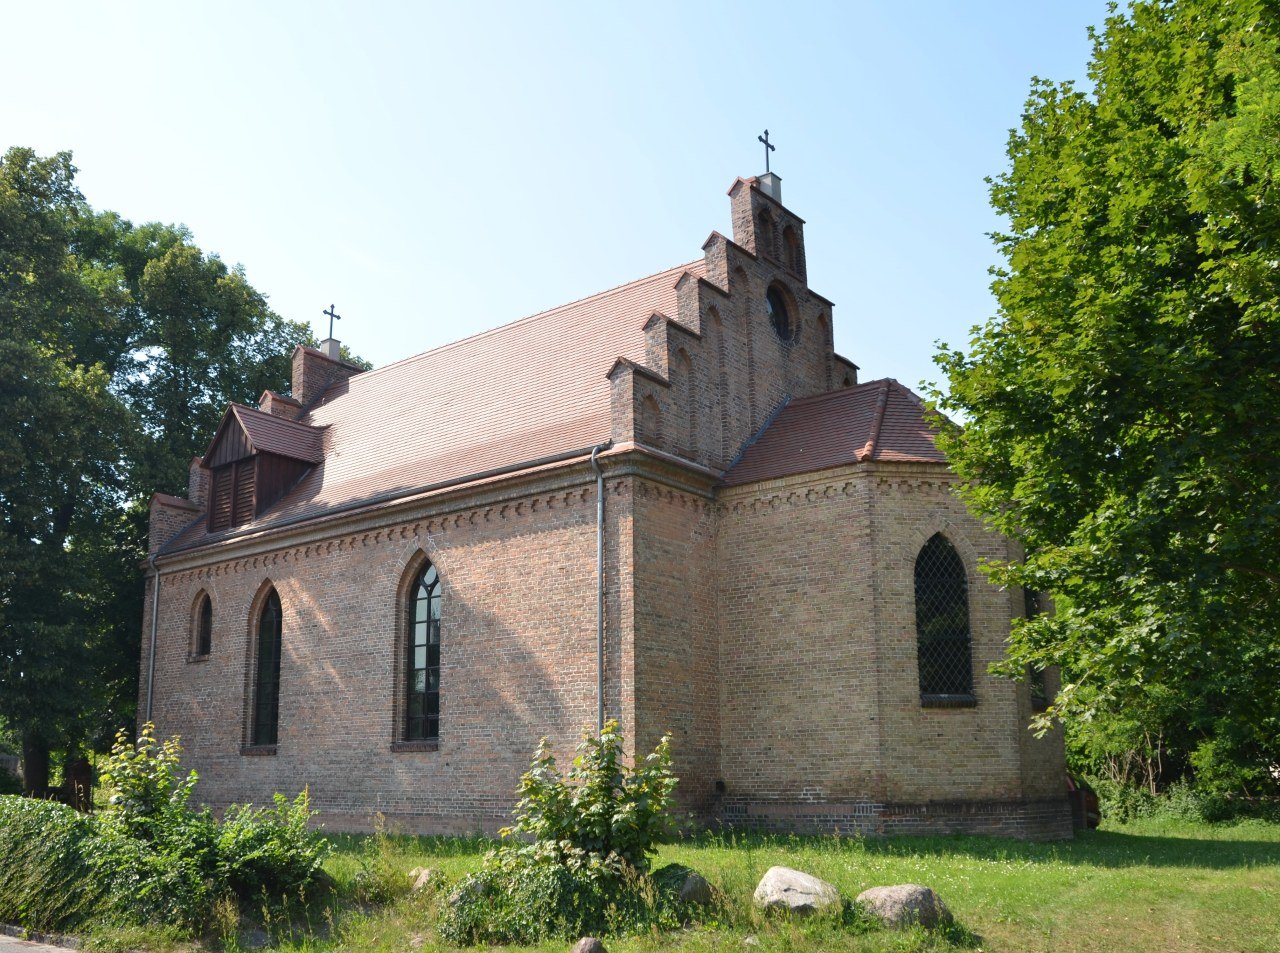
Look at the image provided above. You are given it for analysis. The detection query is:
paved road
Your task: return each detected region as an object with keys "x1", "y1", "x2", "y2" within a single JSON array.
[{"x1": 0, "y1": 936, "x2": 71, "y2": 952}]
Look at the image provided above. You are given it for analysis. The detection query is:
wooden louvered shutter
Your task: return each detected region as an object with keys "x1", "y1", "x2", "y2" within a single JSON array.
[
  {"x1": 209, "y1": 466, "x2": 233, "y2": 531},
  {"x1": 233, "y1": 459, "x2": 256, "y2": 525}
]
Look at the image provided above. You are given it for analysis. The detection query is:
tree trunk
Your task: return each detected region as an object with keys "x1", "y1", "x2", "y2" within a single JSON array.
[{"x1": 21, "y1": 735, "x2": 50, "y2": 794}]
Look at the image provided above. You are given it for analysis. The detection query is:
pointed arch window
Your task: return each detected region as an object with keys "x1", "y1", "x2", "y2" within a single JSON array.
[
  {"x1": 915, "y1": 534, "x2": 975, "y2": 705},
  {"x1": 406, "y1": 562, "x2": 441, "y2": 742},
  {"x1": 192, "y1": 592, "x2": 213, "y2": 658},
  {"x1": 251, "y1": 589, "x2": 283, "y2": 746}
]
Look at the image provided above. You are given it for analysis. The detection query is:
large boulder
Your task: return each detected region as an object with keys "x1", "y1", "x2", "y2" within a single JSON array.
[
  {"x1": 752, "y1": 866, "x2": 841, "y2": 915},
  {"x1": 855, "y1": 884, "x2": 952, "y2": 930},
  {"x1": 571, "y1": 938, "x2": 606, "y2": 953}
]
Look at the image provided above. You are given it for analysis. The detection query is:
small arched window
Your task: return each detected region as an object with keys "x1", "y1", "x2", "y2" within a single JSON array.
[
  {"x1": 766, "y1": 284, "x2": 796, "y2": 344},
  {"x1": 252, "y1": 589, "x2": 283, "y2": 745},
  {"x1": 406, "y1": 562, "x2": 441, "y2": 742},
  {"x1": 193, "y1": 593, "x2": 212, "y2": 657},
  {"x1": 915, "y1": 534, "x2": 974, "y2": 703}
]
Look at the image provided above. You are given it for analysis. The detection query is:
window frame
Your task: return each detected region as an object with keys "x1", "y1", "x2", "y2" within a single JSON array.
[
  {"x1": 398, "y1": 560, "x2": 441, "y2": 749},
  {"x1": 190, "y1": 591, "x2": 213, "y2": 660},
  {"x1": 247, "y1": 588, "x2": 283, "y2": 750},
  {"x1": 914, "y1": 533, "x2": 977, "y2": 708}
]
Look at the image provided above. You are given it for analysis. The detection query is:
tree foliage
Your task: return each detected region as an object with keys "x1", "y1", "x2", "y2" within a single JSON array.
[
  {"x1": 935, "y1": 0, "x2": 1280, "y2": 793},
  {"x1": 0, "y1": 147, "x2": 328, "y2": 784}
]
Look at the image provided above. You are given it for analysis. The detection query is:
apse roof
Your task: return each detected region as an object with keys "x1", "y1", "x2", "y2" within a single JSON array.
[{"x1": 722, "y1": 378, "x2": 948, "y2": 486}]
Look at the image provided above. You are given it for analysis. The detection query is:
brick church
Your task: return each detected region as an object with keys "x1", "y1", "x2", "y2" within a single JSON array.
[{"x1": 142, "y1": 171, "x2": 1071, "y2": 839}]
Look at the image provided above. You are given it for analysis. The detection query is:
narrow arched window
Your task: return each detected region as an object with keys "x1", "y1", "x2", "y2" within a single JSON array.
[
  {"x1": 252, "y1": 589, "x2": 283, "y2": 745},
  {"x1": 406, "y1": 563, "x2": 441, "y2": 741},
  {"x1": 915, "y1": 534, "x2": 974, "y2": 703},
  {"x1": 194, "y1": 593, "x2": 212, "y2": 657}
]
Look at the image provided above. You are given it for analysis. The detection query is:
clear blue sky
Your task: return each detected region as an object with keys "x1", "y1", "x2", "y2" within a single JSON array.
[{"x1": 4, "y1": 1, "x2": 1109, "y2": 395}]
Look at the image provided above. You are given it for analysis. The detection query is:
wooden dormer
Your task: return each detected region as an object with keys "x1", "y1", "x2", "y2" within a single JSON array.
[{"x1": 201, "y1": 404, "x2": 325, "y2": 531}]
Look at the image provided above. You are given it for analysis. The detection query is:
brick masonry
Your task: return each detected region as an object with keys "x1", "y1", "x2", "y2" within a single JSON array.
[{"x1": 143, "y1": 175, "x2": 1070, "y2": 839}]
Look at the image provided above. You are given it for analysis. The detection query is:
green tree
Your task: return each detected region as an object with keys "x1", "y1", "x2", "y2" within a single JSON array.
[
  {"x1": 0, "y1": 147, "x2": 333, "y2": 788},
  {"x1": 935, "y1": 0, "x2": 1280, "y2": 794}
]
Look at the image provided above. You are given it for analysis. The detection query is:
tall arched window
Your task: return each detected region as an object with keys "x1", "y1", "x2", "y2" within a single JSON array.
[
  {"x1": 915, "y1": 534, "x2": 974, "y2": 703},
  {"x1": 193, "y1": 592, "x2": 212, "y2": 657},
  {"x1": 252, "y1": 589, "x2": 283, "y2": 745},
  {"x1": 406, "y1": 562, "x2": 441, "y2": 741}
]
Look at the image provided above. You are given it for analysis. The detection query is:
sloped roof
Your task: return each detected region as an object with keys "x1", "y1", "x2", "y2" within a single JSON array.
[
  {"x1": 722, "y1": 378, "x2": 947, "y2": 486},
  {"x1": 165, "y1": 261, "x2": 703, "y2": 551},
  {"x1": 212, "y1": 404, "x2": 326, "y2": 464}
]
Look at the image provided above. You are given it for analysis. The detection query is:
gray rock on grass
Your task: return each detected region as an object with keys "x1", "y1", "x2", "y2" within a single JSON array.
[
  {"x1": 855, "y1": 883, "x2": 952, "y2": 929},
  {"x1": 571, "y1": 938, "x2": 607, "y2": 953},
  {"x1": 752, "y1": 865, "x2": 841, "y2": 915},
  {"x1": 678, "y1": 870, "x2": 714, "y2": 905}
]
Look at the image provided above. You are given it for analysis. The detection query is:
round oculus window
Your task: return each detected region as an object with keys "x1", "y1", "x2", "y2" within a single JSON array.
[{"x1": 766, "y1": 285, "x2": 795, "y2": 343}]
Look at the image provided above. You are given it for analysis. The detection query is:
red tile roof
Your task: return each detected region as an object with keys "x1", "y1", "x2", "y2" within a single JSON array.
[
  {"x1": 165, "y1": 261, "x2": 703, "y2": 552},
  {"x1": 229, "y1": 404, "x2": 325, "y2": 463},
  {"x1": 722, "y1": 378, "x2": 947, "y2": 486}
]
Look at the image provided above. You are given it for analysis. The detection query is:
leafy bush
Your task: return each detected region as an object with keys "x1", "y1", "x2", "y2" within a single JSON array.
[
  {"x1": 440, "y1": 851, "x2": 683, "y2": 945},
  {"x1": 443, "y1": 721, "x2": 692, "y2": 945},
  {"x1": 501, "y1": 719, "x2": 677, "y2": 872},
  {"x1": 217, "y1": 790, "x2": 330, "y2": 897},
  {"x1": 98, "y1": 723, "x2": 200, "y2": 839},
  {"x1": 0, "y1": 766, "x2": 21, "y2": 796},
  {"x1": 0, "y1": 724, "x2": 332, "y2": 938},
  {"x1": 91, "y1": 821, "x2": 218, "y2": 929},
  {"x1": 0, "y1": 795, "x2": 106, "y2": 932},
  {"x1": 1093, "y1": 776, "x2": 1280, "y2": 825}
]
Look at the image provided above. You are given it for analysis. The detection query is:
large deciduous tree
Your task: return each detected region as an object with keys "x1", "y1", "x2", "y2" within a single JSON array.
[
  {"x1": 936, "y1": 0, "x2": 1280, "y2": 793},
  {"x1": 0, "y1": 147, "x2": 320, "y2": 789}
]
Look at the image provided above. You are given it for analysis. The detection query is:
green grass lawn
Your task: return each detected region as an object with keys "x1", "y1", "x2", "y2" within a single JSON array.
[{"x1": 222, "y1": 817, "x2": 1280, "y2": 953}]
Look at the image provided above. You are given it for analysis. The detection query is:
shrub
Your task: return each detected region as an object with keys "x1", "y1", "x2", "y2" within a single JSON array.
[
  {"x1": 0, "y1": 795, "x2": 106, "y2": 932},
  {"x1": 442, "y1": 721, "x2": 691, "y2": 945},
  {"x1": 217, "y1": 790, "x2": 330, "y2": 897},
  {"x1": 501, "y1": 719, "x2": 677, "y2": 872},
  {"x1": 91, "y1": 821, "x2": 218, "y2": 930},
  {"x1": 98, "y1": 723, "x2": 201, "y2": 842},
  {"x1": 440, "y1": 851, "x2": 682, "y2": 945},
  {"x1": 0, "y1": 724, "x2": 332, "y2": 938}
]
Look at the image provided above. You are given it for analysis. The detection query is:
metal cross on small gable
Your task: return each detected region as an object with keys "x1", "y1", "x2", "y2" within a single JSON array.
[
  {"x1": 758, "y1": 129, "x2": 776, "y2": 174},
  {"x1": 323, "y1": 303, "x2": 341, "y2": 340}
]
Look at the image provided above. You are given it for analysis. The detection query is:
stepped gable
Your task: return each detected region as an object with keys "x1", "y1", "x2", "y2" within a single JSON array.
[
  {"x1": 722, "y1": 378, "x2": 946, "y2": 486},
  {"x1": 163, "y1": 261, "x2": 704, "y2": 553}
]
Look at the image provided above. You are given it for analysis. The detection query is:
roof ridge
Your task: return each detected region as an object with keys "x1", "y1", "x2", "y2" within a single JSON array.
[
  {"x1": 232, "y1": 402, "x2": 321, "y2": 429},
  {"x1": 860, "y1": 379, "x2": 892, "y2": 462},
  {"x1": 782, "y1": 377, "x2": 890, "y2": 410},
  {"x1": 310, "y1": 260, "x2": 704, "y2": 399}
]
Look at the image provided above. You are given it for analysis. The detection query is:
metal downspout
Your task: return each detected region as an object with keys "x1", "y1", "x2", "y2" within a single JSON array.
[
  {"x1": 590, "y1": 444, "x2": 608, "y2": 733},
  {"x1": 145, "y1": 554, "x2": 161, "y2": 723}
]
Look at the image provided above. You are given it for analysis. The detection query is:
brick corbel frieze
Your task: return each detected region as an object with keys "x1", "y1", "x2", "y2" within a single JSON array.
[
  {"x1": 156, "y1": 445, "x2": 718, "y2": 585},
  {"x1": 715, "y1": 461, "x2": 955, "y2": 518}
]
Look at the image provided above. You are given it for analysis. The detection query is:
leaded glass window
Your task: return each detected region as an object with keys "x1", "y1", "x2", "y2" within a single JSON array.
[
  {"x1": 915, "y1": 534, "x2": 974, "y2": 700},
  {"x1": 195, "y1": 593, "x2": 212, "y2": 657},
  {"x1": 406, "y1": 563, "x2": 441, "y2": 741},
  {"x1": 252, "y1": 590, "x2": 282, "y2": 745}
]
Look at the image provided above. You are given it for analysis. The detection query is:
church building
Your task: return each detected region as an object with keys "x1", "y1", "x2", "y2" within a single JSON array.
[{"x1": 142, "y1": 171, "x2": 1071, "y2": 839}]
